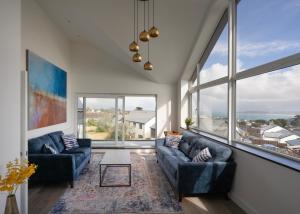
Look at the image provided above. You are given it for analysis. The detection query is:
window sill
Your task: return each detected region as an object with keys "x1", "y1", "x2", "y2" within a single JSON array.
[{"x1": 180, "y1": 127, "x2": 300, "y2": 172}]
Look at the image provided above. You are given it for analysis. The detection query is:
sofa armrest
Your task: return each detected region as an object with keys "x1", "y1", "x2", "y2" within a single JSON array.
[
  {"x1": 177, "y1": 161, "x2": 236, "y2": 194},
  {"x1": 77, "y1": 138, "x2": 91, "y2": 147},
  {"x1": 155, "y1": 138, "x2": 165, "y2": 148},
  {"x1": 29, "y1": 154, "x2": 75, "y2": 179}
]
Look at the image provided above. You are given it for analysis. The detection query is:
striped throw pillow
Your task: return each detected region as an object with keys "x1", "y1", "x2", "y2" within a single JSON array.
[
  {"x1": 42, "y1": 144, "x2": 58, "y2": 154},
  {"x1": 62, "y1": 134, "x2": 79, "y2": 150},
  {"x1": 192, "y1": 147, "x2": 212, "y2": 162}
]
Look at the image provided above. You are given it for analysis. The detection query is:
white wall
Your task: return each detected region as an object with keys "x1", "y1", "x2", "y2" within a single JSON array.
[
  {"x1": 21, "y1": 0, "x2": 73, "y2": 139},
  {"x1": 230, "y1": 149, "x2": 300, "y2": 214},
  {"x1": 71, "y1": 42, "x2": 177, "y2": 137},
  {"x1": 0, "y1": 0, "x2": 21, "y2": 212}
]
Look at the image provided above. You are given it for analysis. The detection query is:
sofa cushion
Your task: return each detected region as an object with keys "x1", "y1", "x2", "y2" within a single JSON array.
[
  {"x1": 28, "y1": 135, "x2": 58, "y2": 154},
  {"x1": 181, "y1": 131, "x2": 199, "y2": 143},
  {"x1": 74, "y1": 153, "x2": 85, "y2": 168},
  {"x1": 165, "y1": 135, "x2": 182, "y2": 148},
  {"x1": 48, "y1": 131, "x2": 65, "y2": 153},
  {"x1": 157, "y1": 146, "x2": 190, "y2": 162},
  {"x1": 63, "y1": 147, "x2": 91, "y2": 158},
  {"x1": 163, "y1": 155, "x2": 180, "y2": 179},
  {"x1": 190, "y1": 137, "x2": 232, "y2": 162}
]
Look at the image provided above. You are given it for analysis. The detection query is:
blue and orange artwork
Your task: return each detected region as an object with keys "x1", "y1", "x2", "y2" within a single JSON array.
[{"x1": 27, "y1": 51, "x2": 67, "y2": 130}]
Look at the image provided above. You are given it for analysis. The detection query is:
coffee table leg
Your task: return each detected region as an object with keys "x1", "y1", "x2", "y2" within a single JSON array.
[
  {"x1": 129, "y1": 165, "x2": 131, "y2": 186},
  {"x1": 99, "y1": 164, "x2": 102, "y2": 187}
]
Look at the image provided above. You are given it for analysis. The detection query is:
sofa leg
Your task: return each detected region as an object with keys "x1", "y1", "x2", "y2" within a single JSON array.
[
  {"x1": 224, "y1": 193, "x2": 229, "y2": 200},
  {"x1": 70, "y1": 181, "x2": 74, "y2": 188},
  {"x1": 178, "y1": 192, "x2": 183, "y2": 202}
]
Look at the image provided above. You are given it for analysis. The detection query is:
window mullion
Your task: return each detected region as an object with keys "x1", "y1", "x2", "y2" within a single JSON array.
[
  {"x1": 197, "y1": 64, "x2": 200, "y2": 129},
  {"x1": 228, "y1": 0, "x2": 237, "y2": 144}
]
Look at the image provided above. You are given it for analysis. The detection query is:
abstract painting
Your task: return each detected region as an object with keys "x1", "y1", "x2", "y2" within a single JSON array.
[{"x1": 27, "y1": 50, "x2": 67, "y2": 130}]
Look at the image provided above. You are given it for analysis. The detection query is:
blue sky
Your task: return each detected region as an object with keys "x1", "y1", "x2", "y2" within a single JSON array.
[
  {"x1": 197, "y1": 0, "x2": 300, "y2": 115},
  {"x1": 204, "y1": 0, "x2": 300, "y2": 72}
]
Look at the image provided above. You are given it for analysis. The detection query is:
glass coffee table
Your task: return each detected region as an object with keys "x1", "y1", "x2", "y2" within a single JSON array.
[{"x1": 99, "y1": 150, "x2": 132, "y2": 187}]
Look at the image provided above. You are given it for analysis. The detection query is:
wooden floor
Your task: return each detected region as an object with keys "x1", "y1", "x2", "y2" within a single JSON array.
[
  {"x1": 29, "y1": 149, "x2": 245, "y2": 214},
  {"x1": 29, "y1": 184, "x2": 245, "y2": 214}
]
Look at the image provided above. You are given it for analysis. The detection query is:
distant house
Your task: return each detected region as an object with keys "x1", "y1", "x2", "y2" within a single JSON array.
[
  {"x1": 285, "y1": 138, "x2": 300, "y2": 152},
  {"x1": 125, "y1": 107, "x2": 156, "y2": 139},
  {"x1": 261, "y1": 125, "x2": 300, "y2": 150}
]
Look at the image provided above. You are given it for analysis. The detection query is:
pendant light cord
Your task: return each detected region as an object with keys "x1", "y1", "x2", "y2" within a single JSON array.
[
  {"x1": 153, "y1": 0, "x2": 155, "y2": 26},
  {"x1": 133, "y1": 0, "x2": 136, "y2": 41},
  {"x1": 148, "y1": 0, "x2": 150, "y2": 61},
  {"x1": 137, "y1": 0, "x2": 139, "y2": 44},
  {"x1": 143, "y1": 0, "x2": 146, "y2": 31}
]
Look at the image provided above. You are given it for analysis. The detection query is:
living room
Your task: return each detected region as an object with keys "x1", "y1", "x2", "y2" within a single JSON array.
[{"x1": 0, "y1": 0, "x2": 299, "y2": 214}]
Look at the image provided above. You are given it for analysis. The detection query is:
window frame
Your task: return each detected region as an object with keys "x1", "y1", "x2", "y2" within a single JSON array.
[{"x1": 188, "y1": 0, "x2": 300, "y2": 171}]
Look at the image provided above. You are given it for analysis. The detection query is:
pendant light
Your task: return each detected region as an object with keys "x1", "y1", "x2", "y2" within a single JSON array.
[
  {"x1": 132, "y1": 0, "x2": 142, "y2": 62},
  {"x1": 139, "y1": 0, "x2": 150, "y2": 42},
  {"x1": 149, "y1": 0, "x2": 159, "y2": 38},
  {"x1": 144, "y1": 1, "x2": 153, "y2": 70},
  {"x1": 129, "y1": 0, "x2": 139, "y2": 52}
]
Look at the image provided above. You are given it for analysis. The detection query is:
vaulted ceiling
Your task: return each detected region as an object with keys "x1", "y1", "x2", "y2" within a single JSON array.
[{"x1": 36, "y1": 0, "x2": 226, "y2": 84}]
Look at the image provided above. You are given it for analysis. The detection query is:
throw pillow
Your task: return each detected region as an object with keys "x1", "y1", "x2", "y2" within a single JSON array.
[
  {"x1": 192, "y1": 147, "x2": 212, "y2": 162},
  {"x1": 42, "y1": 144, "x2": 58, "y2": 154},
  {"x1": 165, "y1": 135, "x2": 182, "y2": 149},
  {"x1": 62, "y1": 134, "x2": 79, "y2": 151}
]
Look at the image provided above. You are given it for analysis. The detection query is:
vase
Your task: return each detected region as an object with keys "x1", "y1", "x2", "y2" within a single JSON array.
[{"x1": 5, "y1": 194, "x2": 19, "y2": 214}]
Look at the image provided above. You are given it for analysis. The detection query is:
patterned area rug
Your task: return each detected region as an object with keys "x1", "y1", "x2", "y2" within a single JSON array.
[{"x1": 50, "y1": 152, "x2": 183, "y2": 214}]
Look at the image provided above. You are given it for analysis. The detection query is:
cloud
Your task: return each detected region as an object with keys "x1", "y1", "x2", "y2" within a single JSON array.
[
  {"x1": 200, "y1": 63, "x2": 228, "y2": 83},
  {"x1": 212, "y1": 40, "x2": 300, "y2": 58},
  {"x1": 237, "y1": 64, "x2": 300, "y2": 112},
  {"x1": 197, "y1": 61, "x2": 300, "y2": 114}
]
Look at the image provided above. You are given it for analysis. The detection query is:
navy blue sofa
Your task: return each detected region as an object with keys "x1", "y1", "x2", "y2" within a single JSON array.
[
  {"x1": 156, "y1": 131, "x2": 236, "y2": 201},
  {"x1": 28, "y1": 131, "x2": 91, "y2": 187}
]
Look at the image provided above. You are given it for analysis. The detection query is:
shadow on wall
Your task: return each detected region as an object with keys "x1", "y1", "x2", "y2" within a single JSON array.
[{"x1": 157, "y1": 99, "x2": 172, "y2": 137}]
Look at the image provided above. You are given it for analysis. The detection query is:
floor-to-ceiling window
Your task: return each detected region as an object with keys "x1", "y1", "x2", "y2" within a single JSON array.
[
  {"x1": 189, "y1": 0, "x2": 300, "y2": 164},
  {"x1": 77, "y1": 94, "x2": 157, "y2": 143}
]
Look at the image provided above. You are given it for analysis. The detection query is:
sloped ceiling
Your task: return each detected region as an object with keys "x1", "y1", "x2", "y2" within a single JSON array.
[{"x1": 35, "y1": 0, "x2": 226, "y2": 84}]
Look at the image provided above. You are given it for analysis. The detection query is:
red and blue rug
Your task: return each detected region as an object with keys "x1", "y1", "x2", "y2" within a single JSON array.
[{"x1": 50, "y1": 152, "x2": 183, "y2": 213}]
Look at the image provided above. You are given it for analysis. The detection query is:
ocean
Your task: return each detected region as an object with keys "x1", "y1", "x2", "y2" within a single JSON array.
[{"x1": 201, "y1": 112, "x2": 297, "y2": 121}]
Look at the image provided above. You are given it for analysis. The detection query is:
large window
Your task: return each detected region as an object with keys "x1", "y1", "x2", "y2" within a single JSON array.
[
  {"x1": 77, "y1": 95, "x2": 156, "y2": 142},
  {"x1": 191, "y1": 92, "x2": 198, "y2": 127},
  {"x1": 237, "y1": 0, "x2": 300, "y2": 72},
  {"x1": 199, "y1": 84, "x2": 228, "y2": 137},
  {"x1": 189, "y1": 0, "x2": 300, "y2": 165},
  {"x1": 189, "y1": 12, "x2": 228, "y2": 138},
  {"x1": 199, "y1": 25, "x2": 228, "y2": 84},
  {"x1": 237, "y1": 65, "x2": 300, "y2": 159},
  {"x1": 124, "y1": 96, "x2": 156, "y2": 140}
]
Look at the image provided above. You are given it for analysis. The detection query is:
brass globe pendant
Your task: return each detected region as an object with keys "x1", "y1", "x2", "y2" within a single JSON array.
[
  {"x1": 129, "y1": 41, "x2": 139, "y2": 52},
  {"x1": 149, "y1": 26, "x2": 159, "y2": 38},
  {"x1": 144, "y1": 61, "x2": 153, "y2": 70},
  {"x1": 132, "y1": 52, "x2": 142, "y2": 62},
  {"x1": 139, "y1": 30, "x2": 150, "y2": 42}
]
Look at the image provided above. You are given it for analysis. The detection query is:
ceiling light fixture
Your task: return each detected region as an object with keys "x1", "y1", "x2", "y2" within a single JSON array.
[
  {"x1": 144, "y1": 0, "x2": 153, "y2": 70},
  {"x1": 139, "y1": 0, "x2": 150, "y2": 42},
  {"x1": 129, "y1": 0, "x2": 159, "y2": 69},
  {"x1": 132, "y1": 0, "x2": 142, "y2": 62},
  {"x1": 149, "y1": 0, "x2": 159, "y2": 38},
  {"x1": 129, "y1": 0, "x2": 139, "y2": 52}
]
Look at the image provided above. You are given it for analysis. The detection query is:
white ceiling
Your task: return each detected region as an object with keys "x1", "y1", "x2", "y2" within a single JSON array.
[{"x1": 36, "y1": 0, "x2": 225, "y2": 84}]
